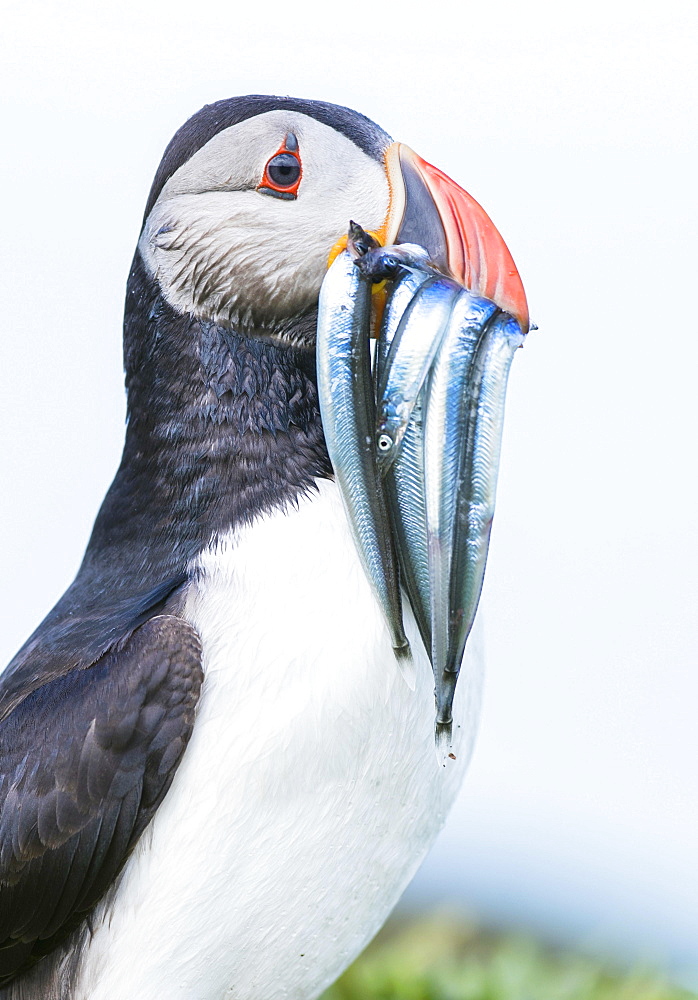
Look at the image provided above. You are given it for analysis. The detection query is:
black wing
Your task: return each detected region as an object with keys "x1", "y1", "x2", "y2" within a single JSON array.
[{"x1": 0, "y1": 614, "x2": 203, "y2": 986}]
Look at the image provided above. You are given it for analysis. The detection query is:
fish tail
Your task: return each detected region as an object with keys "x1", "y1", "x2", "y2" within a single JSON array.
[
  {"x1": 435, "y1": 669, "x2": 458, "y2": 731},
  {"x1": 393, "y1": 639, "x2": 412, "y2": 662},
  {"x1": 393, "y1": 639, "x2": 416, "y2": 690},
  {"x1": 434, "y1": 719, "x2": 455, "y2": 764}
]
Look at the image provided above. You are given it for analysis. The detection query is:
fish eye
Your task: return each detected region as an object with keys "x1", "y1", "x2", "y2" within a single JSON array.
[
  {"x1": 258, "y1": 136, "x2": 302, "y2": 200},
  {"x1": 377, "y1": 433, "x2": 393, "y2": 452}
]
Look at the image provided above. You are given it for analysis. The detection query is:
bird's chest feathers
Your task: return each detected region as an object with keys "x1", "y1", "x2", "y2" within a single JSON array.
[
  {"x1": 184, "y1": 477, "x2": 412, "y2": 744},
  {"x1": 78, "y1": 480, "x2": 472, "y2": 1000}
]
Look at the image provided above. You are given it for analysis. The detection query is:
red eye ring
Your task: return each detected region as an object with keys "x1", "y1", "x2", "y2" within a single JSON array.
[{"x1": 258, "y1": 133, "x2": 302, "y2": 200}]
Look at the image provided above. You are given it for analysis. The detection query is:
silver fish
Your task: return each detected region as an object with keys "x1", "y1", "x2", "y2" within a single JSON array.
[
  {"x1": 374, "y1": 260, "x2": 432, "y2": 395},
  {"x1": 316, "y1": 248, "x2": 411, "y2": 662},
  {"x1": 385, "y1": 387, "x2": 431, "y2": 658},
  {"x1": 357, "y1": 241, "x2": 434, "y2": 395},
  {"x1": 369, "y1": 252, "x2": 439, "y2": 662},
  {"x1": 372, "y1": 260, "x2": 449, "y2": 660},
  {"x1": 423, "y1": 290, "x2": 500, "y2": 737},
  {"x1": 376, "y1": 274, "x2": 461, "y2": 474},
  {"x1": 446, "y1": 311, "x2": 525, "y2": 705}
]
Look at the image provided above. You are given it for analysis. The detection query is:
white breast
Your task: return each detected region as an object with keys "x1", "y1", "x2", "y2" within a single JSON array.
[{"x1": 75, "y1": 479, "x2": 483, "y2": 1000}]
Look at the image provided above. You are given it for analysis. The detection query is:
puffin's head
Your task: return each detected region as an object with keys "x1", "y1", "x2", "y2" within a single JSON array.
[{"x1": 138, "y1": 95, "x2": 528, "y2": 347}]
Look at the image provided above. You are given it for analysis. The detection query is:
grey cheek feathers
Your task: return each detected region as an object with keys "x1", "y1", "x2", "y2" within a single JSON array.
[{"x1": 137, "y1": 111, "x2": 390, "y2": 332}]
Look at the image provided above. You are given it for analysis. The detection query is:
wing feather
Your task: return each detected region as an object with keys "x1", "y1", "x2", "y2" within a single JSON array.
[{"x1": 0, "y1": 614, "x2": 203, "y2": 987}]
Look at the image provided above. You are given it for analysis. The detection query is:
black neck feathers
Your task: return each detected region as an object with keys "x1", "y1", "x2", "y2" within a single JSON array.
[
  {"x1": 87, "y1": 252, "x2": 331, "y2": 576},
  {"x1": 1, "y1": 253, "x2": 331, "y2": 700}
]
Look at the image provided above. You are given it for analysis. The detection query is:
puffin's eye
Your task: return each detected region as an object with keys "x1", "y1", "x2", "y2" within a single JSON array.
[
  {"x1": 267, "y1": 154, "x2": 300, "y2": 187},
  {"x1": 258, "y1": 134, "x2": 303, "y2": 200}
]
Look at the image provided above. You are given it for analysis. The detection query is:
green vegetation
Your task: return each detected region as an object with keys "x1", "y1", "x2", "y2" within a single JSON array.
[{"x1": 322, "y1": 912, "x2": 695, "y2": 1000}]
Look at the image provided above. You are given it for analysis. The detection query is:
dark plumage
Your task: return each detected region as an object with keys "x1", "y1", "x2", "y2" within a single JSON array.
[
  {"x1": 2, "y1": 251, "x2": 329, "y2": 707},
  {"x1": 0, "y1": 616, "x2": 202, "y2": 985}
]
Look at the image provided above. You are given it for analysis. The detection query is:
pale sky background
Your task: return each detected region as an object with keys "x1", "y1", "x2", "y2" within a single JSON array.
[{"x1": 1, "y1": 0, "x2": 697, "y2": 985}]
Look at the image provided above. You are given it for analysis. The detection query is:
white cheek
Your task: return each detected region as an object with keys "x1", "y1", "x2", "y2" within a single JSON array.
[
  {"x1": 139, "y1": 194, "x2": 332, "y2": 325},
  {"x1": 138, "y1": 122, "x2": 389, "y2": 329}
]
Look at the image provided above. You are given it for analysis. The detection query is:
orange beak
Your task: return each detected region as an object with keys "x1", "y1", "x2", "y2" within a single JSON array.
[{"x1": 381, "y1": 143, "x2": 529, "y2": 333}]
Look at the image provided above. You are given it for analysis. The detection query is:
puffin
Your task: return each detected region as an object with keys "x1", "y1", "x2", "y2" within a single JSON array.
[{"x1": 0, "y1": 95, "x2": 527, "y2": 1000}]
